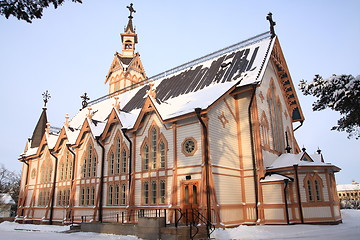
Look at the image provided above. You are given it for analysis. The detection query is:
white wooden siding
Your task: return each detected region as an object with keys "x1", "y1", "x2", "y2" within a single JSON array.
[
  {"x1": 264, "y1": 208, "x2": 285, "y2": 220},
  {"x1": 213, "y1": 174, "x2": 242, "y2": 205},
  {"x1": 262, "y1": 183, "x2": 284, "y2": 204},
  {"x1": 303, "y1": 206, "x2": 332, "y2": 219},
  {"x1": 208, "y1": 96, "x2": 239, "y2": 169}
]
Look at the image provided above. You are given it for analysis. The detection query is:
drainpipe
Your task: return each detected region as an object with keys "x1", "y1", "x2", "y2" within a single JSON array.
[
  {"x1": 283, "y1": 179, "x2": 290, "y2": 224},
  {"x1": 49, "y1": 151, "x2": 59, "y2": 225},
  {"x1": 96, "y1": 137, "x2": 105, "y2": 222},
  {"x1": 248, "y1": 85, "x2": 259, "y2": 222},
  {"x1": 121, "y1": 129, "x2": 132, "y2": 193},
  {"x1": 294, "y1": 164, "x2": 304, "y2": 223},
  {"x1": 66, "y1": 145, "x2": 76, "y2": 189},
  {"x1": 195, "y1": 108, "x2": 211, "y2": 227},
  {"x1": 66, "y1": 145, "x2": 76, "y2": 220},
  {"x1": 19, "y1": 157, "x2": 29, "y2": 217}
]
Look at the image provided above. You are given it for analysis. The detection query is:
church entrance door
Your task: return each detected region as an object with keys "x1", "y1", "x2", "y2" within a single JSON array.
[{"x1": 180, "y1": 180, "x2": 199, "y2": 223}]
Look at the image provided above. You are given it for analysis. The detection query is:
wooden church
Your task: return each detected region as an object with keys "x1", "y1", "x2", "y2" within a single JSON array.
[{"x1": 16, "y1": 5, "x2": 342, "y2": 227}]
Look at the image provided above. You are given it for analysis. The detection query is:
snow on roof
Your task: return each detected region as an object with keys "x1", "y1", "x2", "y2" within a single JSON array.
[
  {"x1": 46, "y1": 133, "x2": 59, "y2": 150},
  {"x1": 267, "y1": 152, "x2": 335, "y2": 170},
  {"x1": 65, "y1": 127, "x2": 80, "y2": 145},
  {"x1": 0, "y1": 193, "x2": 15, "y2": 205},
  {"x1": 337, "y1": 183, "x2": 360, "y2": 191},
  {"x1": 88, "y1": 119, "x2": 107, "y2": 138},
  {"x1": 155, "y1": 80, "x2": 236, "y2": 120},
  {"x1": 71, "y1": 33, "x2": 273, "y2": 128},
  {"x1": 21, "y1": 33, "x2": 274, "y2": 157},
  {"x1": 260, "y1": 174, "x2": 292, "y2": 183},
  {"x1": 22, "y1": 144, "x2": 38, "y2": 157}
]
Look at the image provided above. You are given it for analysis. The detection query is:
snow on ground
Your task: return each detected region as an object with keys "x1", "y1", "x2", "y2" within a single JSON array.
[
  {"x1": 212, "y1": 209, "x2": 360, "y2": 240},
  {"x1": 0, "y1": 210, "x2": 359, "y2": 240},
  {"x1": 0, "y1": 221, "x2": 140, "y2": 240}
]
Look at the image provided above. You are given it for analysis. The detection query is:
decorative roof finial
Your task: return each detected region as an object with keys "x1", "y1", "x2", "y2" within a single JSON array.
[
  {"x1": 42, "y1": 90, "x2": 51, "y2": 108},
  {"x1": 317, "y1": 147, "x2": 322, "y2": 154},
  {"x1": 127, "y1": 3, "x2": 136, "y2": 19},
  {"x1": 114, "y1": 96, "x2": 120, "y2": 110},
  {"x1": 81, "y1": 92, "x2": 90, "y2": 110},
  {"x1": 266, "y1": 12, "x2": 276, "y2": 38},
  {"x1": 87, "y1": 105, "x2": 93, "y2": 120},
  {"x1": 147, "y1": 81, "x2": 157, "y2": 99},
  {"x1": 285, "y1": 131, "x2": 292, "y2": 153},
  {"x1": 302, "y1": 145, "x2": 306, "y2": 152},
  {"x1": 64, "y1": 113, "x2": 69, "y2": 128},
  {"x1": 46, "y1": 122, "x2": 51, "y2": 134}
]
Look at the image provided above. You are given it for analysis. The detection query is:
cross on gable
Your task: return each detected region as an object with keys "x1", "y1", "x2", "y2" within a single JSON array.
[{"x1": 266, "y1": 12, "x2": 276, "y2": 38}]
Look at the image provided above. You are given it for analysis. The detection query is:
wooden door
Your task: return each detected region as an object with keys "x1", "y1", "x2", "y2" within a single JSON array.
[{"x1": 181, "y1": 180, "x2": 199, "y2": 223}]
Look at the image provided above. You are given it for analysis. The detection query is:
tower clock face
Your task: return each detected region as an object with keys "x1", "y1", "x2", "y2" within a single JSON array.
[{"x1": 184, "y1": 139, "x2": 195, "y2": 154}]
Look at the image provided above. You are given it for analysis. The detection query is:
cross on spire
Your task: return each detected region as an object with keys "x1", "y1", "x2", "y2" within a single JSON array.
[
  {"x1": 81, "y1": 92, "x2": 90, "y2": 109},
  {"x1": 127, "y1": 3, "x2": 136, "y2": 19},
  {"x1": 42, "y1": 90, "x2": 51, "y2": 107},
  {"x1": 266, "y1": 12, "x2": 276, "y2": 38}
]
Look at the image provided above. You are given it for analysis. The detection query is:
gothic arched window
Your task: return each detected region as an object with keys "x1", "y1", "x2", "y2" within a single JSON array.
[{"x1": 267, "y1": 80, "x2": 285, "y2": 153}]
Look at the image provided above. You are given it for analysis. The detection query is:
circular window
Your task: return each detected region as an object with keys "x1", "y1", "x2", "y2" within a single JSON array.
[
  {"x1": 182, "y1": 138, "x2": 197, "y2": 156},
  {"x1": 31, "y1": 169, "x2": 36, "y2": 179}
]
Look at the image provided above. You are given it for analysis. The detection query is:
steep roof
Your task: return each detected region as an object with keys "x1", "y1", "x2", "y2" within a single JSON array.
[
  {"x1": 68, "y1": 33, "x2": 273, "y2": 129},
  {"x1": 30, "y1": 108, "x2": 48, "y2": 148},
  {"x1": 266, "y1": 152, "x2": 340, "y2": 171},
  {"x1": 23, "y1": 32, "x2": 276, "y2": 156}
]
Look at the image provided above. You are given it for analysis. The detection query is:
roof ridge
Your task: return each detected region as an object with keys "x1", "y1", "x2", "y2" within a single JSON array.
[{"x1": 89, "y1": 31, "x2": 271, "y2": 106}]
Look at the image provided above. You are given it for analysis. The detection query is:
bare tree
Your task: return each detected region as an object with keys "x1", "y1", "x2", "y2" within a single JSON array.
[{"x1": 0, "y1": 165, "x2": 21, "y2": 212}]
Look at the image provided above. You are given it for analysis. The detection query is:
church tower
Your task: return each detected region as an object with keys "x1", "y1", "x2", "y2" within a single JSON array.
[{"x1": 105, "y1": 3, "x2": 147, "y2": 95}]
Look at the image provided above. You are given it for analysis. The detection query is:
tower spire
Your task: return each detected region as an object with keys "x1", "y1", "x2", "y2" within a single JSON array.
[
  {"x1": 125, "y1": 3, "x2": 136, "y2": 33},
  {"x1": 30, "y1": 92, "x2": 49, "y2": 148},
  {"x1": 121, "y1": 3, "x2": 138, "y2": 57}
]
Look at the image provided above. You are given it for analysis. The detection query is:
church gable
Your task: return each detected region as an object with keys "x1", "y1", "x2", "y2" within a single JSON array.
[
  {"x1": 269, "y1": 38, "x2": 304, "y2": 122},
  {"x1": 105, "y1": 55, "x2": 123, "y2": 84}
]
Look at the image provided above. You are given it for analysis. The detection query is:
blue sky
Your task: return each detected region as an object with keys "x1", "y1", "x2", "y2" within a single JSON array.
[{"x1": 0, "y1": 0, "x2": 359, "y2": 184}]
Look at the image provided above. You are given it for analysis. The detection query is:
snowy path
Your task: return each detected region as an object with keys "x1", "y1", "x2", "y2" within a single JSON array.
[{"x1": 0, "y1": 210, "x2": 359, "y2": 240}]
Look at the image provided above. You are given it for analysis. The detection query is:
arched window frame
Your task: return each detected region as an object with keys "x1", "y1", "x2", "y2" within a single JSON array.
[
  {"x1": 142, "y1": 143, "x2": 149, "y2": 170},
  {"x1": 109, "y1": 151, "x2": 115, "y2": 175},
  {"x1": 114, "y1": 184, "x2": 120, "y2": 205},
  {"x1": 108, "y1": 184, "x2": 113, "y2": 205},
  {"x1": 116, "y1": 137, "x2": 121, "y2": 174},
  {"x1": 151, "y1": 127, "x2": 157, "y2": 169},
  {"x1": 82, "y1": 140, "x2": 98, "y2": 179},
  {"x1": 40, "y1": 153, "x2": 53, "y2": 184},
  {"x1": 141, "y1": 123, "x2": 168, "y2": 171},
  {"x1": 304, "y1": 173, "x2": 324, "y2": 203},
  {"x1": 121, "y1": 147, "x2": 128, "y2": 173},
  {"x1": 121, "y1": 183, "x2": 127, "y2": 205},
  {"x1": 267, "y1": 79, "x2": 285, "y2": 153},
  {"x1": 108, "y1": 131, "x2": 128, "y2": 176},
  {"x1": 58, "y1": 148, "x2": 73, "y2": 181},
  {"x1": 143, "y1": 181, "x2": 149, "y2": 205}
]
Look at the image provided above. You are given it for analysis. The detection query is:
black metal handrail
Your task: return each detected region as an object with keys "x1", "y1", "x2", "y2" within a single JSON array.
[{"x1": 76, "y1": 208, "x2": 215, "y2": 239}]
